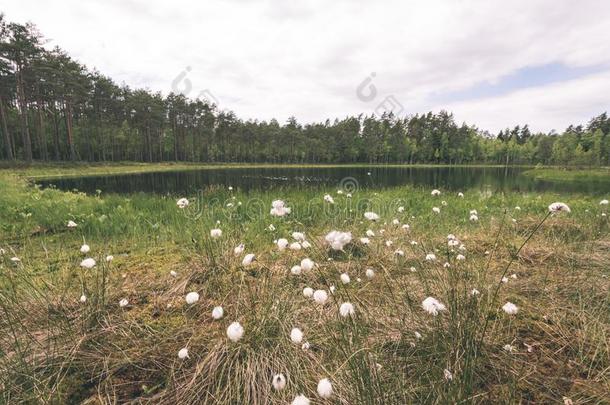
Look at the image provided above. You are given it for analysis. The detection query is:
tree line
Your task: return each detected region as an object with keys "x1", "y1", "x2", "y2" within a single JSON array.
[{"x1": 1, "y1": 15, "x2": 609, "y2": 166}]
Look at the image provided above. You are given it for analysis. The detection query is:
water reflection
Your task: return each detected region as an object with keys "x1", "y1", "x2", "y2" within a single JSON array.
[{"x1": 36, "y1": 166, "x2": 610, "y2": 195}]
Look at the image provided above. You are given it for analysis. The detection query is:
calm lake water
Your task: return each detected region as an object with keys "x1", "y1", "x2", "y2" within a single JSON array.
[{"x1": 36, "y1": 166, "x2": 610, "y2": 195}]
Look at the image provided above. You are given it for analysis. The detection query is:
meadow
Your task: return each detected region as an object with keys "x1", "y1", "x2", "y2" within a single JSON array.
[{"x1": 0, "y1": 165, "x2": 609, "y2": 404}]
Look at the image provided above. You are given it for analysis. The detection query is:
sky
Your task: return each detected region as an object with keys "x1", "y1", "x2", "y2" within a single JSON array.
[{"x1": 3, "y1": 0, "x2": 610, "y2": 133}]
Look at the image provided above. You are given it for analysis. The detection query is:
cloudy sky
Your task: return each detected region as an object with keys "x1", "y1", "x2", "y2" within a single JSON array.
[{"x1": 4, "y1": 0, "x2": 610, "y2": 132}]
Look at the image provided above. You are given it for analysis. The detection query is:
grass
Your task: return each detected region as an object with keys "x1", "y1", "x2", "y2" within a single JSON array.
[{"x1": 0, "y1": 164, "x2": 609, "y2": 404}]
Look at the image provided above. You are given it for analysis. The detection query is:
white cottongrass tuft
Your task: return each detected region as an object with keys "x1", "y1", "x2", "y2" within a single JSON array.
[
  {"x1": 272, "y1": 373, "x2": 286, "y2": 391},
  {"x1": 300, "y1": 258, "x2": 315, "y2": 271},
  {"x1": 340, "y1": 273, "x2": 350, "y2": 284},
  {"x1": 292, "y1": 232, "x2": 305, "y2": 241},
  {"x1": 270, "y1": 200, "x2": 291, "y2": 216},
  {"x1": 325, "y1": 230, "x2": 352, "y2": 250},
  {"x1": 105, "y1": 255, "x2": 114, "y2": 262},
  {"x1": 289, "y1": 242, "x2": 302, "y2": 250},
  {"x1": 290, "y1": 265, "x2": 302, "y2": 275},
  {"x1": 365, "y1": 268, "x2": 375, "y2": 279},
  {"x1": 119, "y1": 298, "x2": 129, "y2": 307},
  {"x1": 339, "y1": 302, "x2": 355, "y2": 317},
  {"x1": 291, "y1": 395, "x2": 310, "y2": 405},
  {"x1": 268, "y1": 224, "x2": 276, "y2": 231},
  {"x1": 471, "y1": 288, "x2": 480, "y2": 296},
  {"x1": 176, "y1": 198, "x2": 189, "y2": 208},
  {"x1": 178, "y1": 347, "x2": 189, "y2": 359},
  {"x1": 398, "y1": 206, "x2": 405, "y2": 212},
  {"x1": 323, "y1": 194, "x2": 334, "y2": 204},
  {"x1": 458, "y1": 192, "x2": 464, "y2": 197},
  {"x1": 470, "y1": 214, "x2": 479, "y2": 221},
  {"x1": 170, "y1": 270, "x2": 177, "y2": 277},
  {"x1": 303, "y1": 287, "x2": 314, "y2": 298},
  {"x1": 432, "y1": 207, "x2": 440, "y2": 214},
  {"x1": 234, "y1": 244, "x2": 245, "y2": 256},
  {"x1": 227, "y1": 322, "x2": 244, "y2": 342},
  {"x1": 210, "y1": 228, "x2": 222, "y2": 238},
  {"x1": 185, "y1": 292, "x2": 200, "y2": 305},
  {"x1": 313, "y1": 290, "x2": 328, "y2": 305},
  {"x1": 366, "y1": 229, "x2": 375, "y2": 237},
  {"x1": 503, "y1": 344, "x2": 515, "y2": 352},
  {"x1": 502, "y1": 302, "x2": 519, "y2": 315},
  {"x1": 425, "y1": 253, "x2": 436, "y2": 261},
  {"x1": 422, "y1": 297, "x2": 446, "y2": 316},
  {"x1": 456, "y1": 254, "x2": 466, "y2": 261},
  {"x1": 364, "y1": 211, "x2": 380, "y2": 221},
  {"x1": 80, "y1": 244, "x2": 90, "y2": 254},
  {"x1": 301, "y1": 240, "x2": 311, "y2": 249},
  {"x1": 402, "y1": 224, "x2": 410, "y2": 231},
  {"x1": 444, "y1": 369, "x2": 453, "y2": 381},
  {"x1": 242, "y1": 253, "x2": 255, "y2": 266},
  {"x1": 431, "y1": 189, "x2": 441, "y2": 196},
  {"x1": 290, "y1": 327, "x2": 304, "y2": 343},
  {"x1": 360, "y1": 237, "x2": 370, "y2": 245},
  {"x1": 394, "y1": 249, "x2": 405, "y2": 256},
  {"x1": 317, "y1": 378, "x2": 333, "y2": 398},
  {"x1": 392, "y1": 218, "x2": 400, "y2": 225},
  {"x1": 79, "y1": 294, "x2": 87, "y2": 303},
  {"x1": 277, "y1": 238, "x2": 289, "y2": 250},
  {"x1": 67, "y1": 220, "x2": 77, "y2": 228},
  {"x1": 600, "y1": 199, "x2": 609, "y2": 205},
  {"x1": 549, "y1": 202, "x2": 571, "y2": 213},
  {"x1": 212, "y1": 306, "x2": 224, "y2": 320},
  {"x1": 80, "y1": 258, "x2": 96, "y2": 269}
]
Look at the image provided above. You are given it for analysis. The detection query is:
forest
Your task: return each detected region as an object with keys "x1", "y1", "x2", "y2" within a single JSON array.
[{"x1": 1, "y1": 15, "x2": 609, "y2": 166}]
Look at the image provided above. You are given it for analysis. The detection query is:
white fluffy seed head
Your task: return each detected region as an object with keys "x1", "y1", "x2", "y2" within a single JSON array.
[
  {"x1": 502, "y1": 302, "x2": 519, "y2": 315},
  {"x1": 300, "y1": 258, "x2": 314, "y2": 271},
  {"x1": 242, "y1": 253, "x2": 255, "y2": 266},
  {"x1": 340, "y1": 273, "x2": 350, "y2": 284},
  {"x1": 210, "y1": 228, "x2": 222, "y2": 238},
  {"x1": 119, "y1": 298, "x2": 129, "y2": 307},
  {"x1": 178, "y1": 347, "x2": 189, "y2": 359},
  {"x1": 317, "y1": 378, "x2": 333, "y2": 398},
  {"x1": 290, "y1": 327, "x2": 303, "y2": 344},
  {"x1": 234, "y1": 243, "x2": 245, "y2": 256},
  {"x1": 291, "y1": 265, "x2": 302, "y2": 275},
  {"x1": 79, "y1": 294, "x2": 87, "y2": 303},
  {"x1": 291, "y1": 394, "x2": 310, "y2": 405},
  {"x1": 212, "y1": 306, "x2": 224, "y2": 320},
  {"x1": 80, "y1": 258, "x2": 96, "y2": 269},
  {"x1": 422, "y1": 297, "x2": 446, "y2": 316},
  {"x1": 277, "y1": 238, "x2": 289, "y2": 250},
  {"x1": 80, "y1": 244, "x2": 90, "y2": 254},
  {"x1": 313, "y1": 290, "x2": 328, "y2": 305},
  {"x1": 227, "y1": 322, "x2": 244, "y2": 342},
  {"x1": 185, "y1": 292, "x2": 200, "y2": 305},
  {"x1": 303, "y1": 287, "x2": 314, "y2": 298},
  {"x1": 272, "y1": 373, "x2": 286, "y2": 390},
  {"x1": 548, "y1": 202, "x2": 571, "y2": 213},
  {"x1": 339, "y1": 302, "x2": 355, "y2": 317},
  {"x1": 365, "y1": 268, "x2": 375, "y2": 279}
]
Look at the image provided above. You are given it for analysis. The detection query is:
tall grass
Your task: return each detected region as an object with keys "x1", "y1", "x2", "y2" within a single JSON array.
[{"x1": 0, "y1": 170, "x2": 608, "y2": 403}]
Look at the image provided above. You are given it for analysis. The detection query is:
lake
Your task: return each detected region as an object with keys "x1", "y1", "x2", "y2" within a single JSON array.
[{"x1": 36, "y1": 166, "x2": 610, "y2": 195}]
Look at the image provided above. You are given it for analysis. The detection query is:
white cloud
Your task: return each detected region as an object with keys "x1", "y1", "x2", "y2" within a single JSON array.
[
  {"x1": 440, "y1": 71, "x2": 610, "y2": 133},
  {"x1": 3, "y1": 0, "x2": 610, "y2": 132}
]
